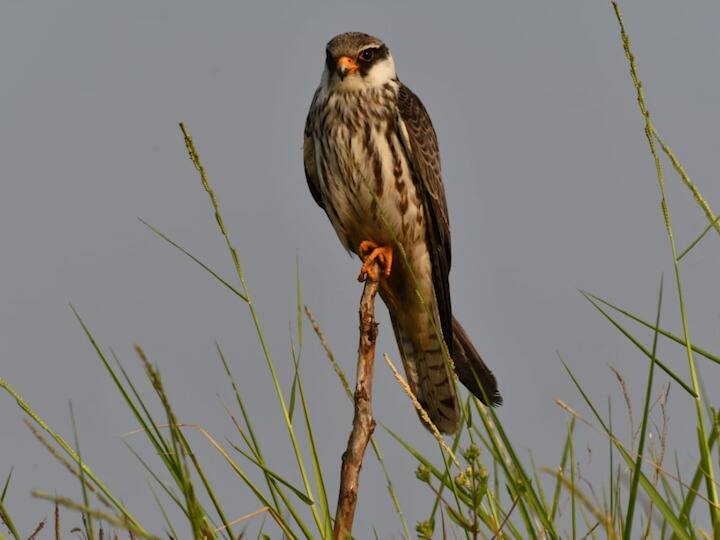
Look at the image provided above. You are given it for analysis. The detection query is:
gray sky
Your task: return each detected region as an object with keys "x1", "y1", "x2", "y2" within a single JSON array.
[{"x1": 2, "y1": 1, "x2": 719, "y2": 537}]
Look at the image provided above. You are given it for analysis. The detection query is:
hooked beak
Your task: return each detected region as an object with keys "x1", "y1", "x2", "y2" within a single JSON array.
[{"x1": 336, "y1": 56, "x2": 359, "y2": 80}]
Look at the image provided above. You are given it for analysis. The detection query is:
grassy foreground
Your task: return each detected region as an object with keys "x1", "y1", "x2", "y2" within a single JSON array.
[{"x1": 2, "y1": 3, "x2": 719, "y2": 539}]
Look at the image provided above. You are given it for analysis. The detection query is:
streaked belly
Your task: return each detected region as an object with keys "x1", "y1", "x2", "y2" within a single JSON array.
[{"x1": 315, "y1": 122, "x2": 426, "y2": 254}]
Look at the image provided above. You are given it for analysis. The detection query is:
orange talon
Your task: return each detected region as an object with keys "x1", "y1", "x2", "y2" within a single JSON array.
[
  {"x1": 357, "y1": 241, "x2": 393, "y2": 282},
  {"x1": 358, "y1": 240, "x2": 378, "y2": 259}
]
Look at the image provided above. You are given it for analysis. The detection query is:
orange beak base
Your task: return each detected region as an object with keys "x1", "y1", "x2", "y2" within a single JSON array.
[{"x1": 337, "y1": 56, "x2": 359, "y2": 79}]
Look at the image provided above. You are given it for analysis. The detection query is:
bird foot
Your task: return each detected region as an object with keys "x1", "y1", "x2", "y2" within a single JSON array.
[{"x1": 357, "y1": 241, "x2": 393, "y2": 282}]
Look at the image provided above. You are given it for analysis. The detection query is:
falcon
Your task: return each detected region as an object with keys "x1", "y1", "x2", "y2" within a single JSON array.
[{"x1": 303, "y1": 32, "x2": 501, "y2": 434}]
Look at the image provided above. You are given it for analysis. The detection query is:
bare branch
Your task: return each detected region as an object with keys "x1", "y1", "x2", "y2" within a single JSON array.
[{"x1": 333, "y1": 260, "x2": 382, "y2": 539}]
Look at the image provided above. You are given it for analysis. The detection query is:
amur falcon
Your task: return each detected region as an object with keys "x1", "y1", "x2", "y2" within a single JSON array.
[{"x1": 303, "y1": 32, "x2": 501, "y2": 434}]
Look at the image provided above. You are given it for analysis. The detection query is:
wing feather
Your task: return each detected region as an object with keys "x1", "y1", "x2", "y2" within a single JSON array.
[
  {"x1": 396, "y1": 83, "x2": 454, "y2": 357},
  {"x1": 303, "y1": 88, "x2": 324, "y2": 209}
]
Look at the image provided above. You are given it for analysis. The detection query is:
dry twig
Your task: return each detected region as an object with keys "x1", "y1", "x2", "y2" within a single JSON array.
[
  {"x1": 26, "y1": 518, "x2": 46, "y2": 540},
  {"x1": 333, "y1": 260, "x2": 382, "y2": 539}
]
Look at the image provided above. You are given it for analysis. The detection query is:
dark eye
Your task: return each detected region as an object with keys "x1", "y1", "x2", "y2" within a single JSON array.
[{"x1": 359, "y1": 48, "x2": 375, "y2": 62}]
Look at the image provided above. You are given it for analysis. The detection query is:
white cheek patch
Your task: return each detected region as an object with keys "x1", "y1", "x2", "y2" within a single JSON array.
[{"x1": 365, "y1": 56, "x2": 397, "y2": 86}]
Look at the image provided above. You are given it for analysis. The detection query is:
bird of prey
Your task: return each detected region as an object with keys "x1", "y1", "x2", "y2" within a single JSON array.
[{"x1": 303, "y1": 32, "x2": 501, "y2": 434}]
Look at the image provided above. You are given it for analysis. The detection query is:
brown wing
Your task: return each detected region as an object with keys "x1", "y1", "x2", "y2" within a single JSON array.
[
  {"x1": 303, "y1": 88, "x2": 324, "y2": 209},
  {"x1": 396, "y1": 83, "x2": 454, "y2": 357}
]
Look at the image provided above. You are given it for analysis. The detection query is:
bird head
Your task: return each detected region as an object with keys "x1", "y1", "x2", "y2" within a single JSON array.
[{"x1": 322, "y1": 32, "x2": 396, "y2": 91}]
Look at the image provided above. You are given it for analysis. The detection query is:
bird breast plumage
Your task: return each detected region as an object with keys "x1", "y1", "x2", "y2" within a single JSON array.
[{"x1": 310, "y1": 83, "x2": 427, "y2": 256}]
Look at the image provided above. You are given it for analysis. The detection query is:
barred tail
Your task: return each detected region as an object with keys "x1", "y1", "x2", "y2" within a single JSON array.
[
  {"x1": 452, "y1": 318, "x2": 502, "y2": 406},
  {"x1": 391, "y1": 316, "x2": 461, "y2": 434}
]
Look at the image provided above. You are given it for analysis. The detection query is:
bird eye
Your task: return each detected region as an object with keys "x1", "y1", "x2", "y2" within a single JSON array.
[{"x1": 359, "y1": 48, "x2": 375, "y2": 62}]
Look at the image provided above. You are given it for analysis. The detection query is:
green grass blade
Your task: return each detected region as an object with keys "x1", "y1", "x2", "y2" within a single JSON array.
[
  {"x1": 228, "y1": 441, "x2": 315, "y2": 505},
  {"x1": 125, "y1": 442, "x2": 188, "y2": 517},
  {"x1": 624, "y1": 276, "x2": 664, "y2": 540},
  {"x1": 471, "y1": 416, "x2": 537, "y2": 538},
  {"x1": 676, "y1": 214, "x2": 720, "y2": 261},
  {"x1": 570, "y1": 421, "x2": 577, "y2": 540},
  {"x1": 613, "y1": 466, "x2": 624, "y2": 535},
  {"x1": 475, "y1": 400, "x2": 557, "y2": 538},
  {"x1": 608, "y1": 398, "x2": 614, "y2": 528},
  {"x1": 139, "y1": 218, "x2": 248, "y2": 302},
  {"x1": 717, "y1": 410, "x2": 720, "y2": 478},
  {"x1": 383, "y1": 426, "x2": 472, "y2": 507},
  {"x1": 581, "y1": 292, "x2": 696, "y2": 396},
  {"x1": 513, "y1": 487, "x2": 540, "y2": 540},
  {"x1": 541, "y1": 471, "x2": 610, "y2": 539},
  {"x1": 179, "y1": 122, "x2": 323, "y2": 535},
  {"x1": 469, "y1": 419, "x2": 530, "y2": 530},
  {"x1": 176, "y1": 429, "x2": 234, "y2": 539},
  {"x1": 433, "y1": 422, "x2": 465, "y2": 522},
  {"x1": 156, "y1": 392, "x2": 206, "y2": 534},
  {"x1": 675, "y1": 452, "x2": 687, "y2": 505},
  {"x1": 112, "y1": 352, "x2": 192, "y2": 510},
  {"x1": 176, "y1": 419, "x2": 308, "y2": 539},
  {"x1": 0, "y1": 375, "x2": 147, "y2": 534},
  {"x1": 551, "y1": 418, "x2": 575, "y2": 521},
  {"x1": 0, "y1": 469, "x2": 12, "y2": 504},
  {"x1": 220, "y1": 452, "x2": 309, "y2": 540},
  {"x1": 370, "y1": 438, "x2": 412, "y2": 540},
  {"x1": 131, "y1": 346, "x2": 216, "y2": 538},
  {"x1": 288, "y1": 261, "x2": 302, "y2": 421},
  {"x1": 74, "y1": 309, "x2": 215, "y2": 530},
  {"x1": 295, "y1": 255, "x2": 303, "y2": 351},
  {"x1": 69, "y1": 402, "x2": 95, "y2": 540},
  {"x1": 148, "y1": 481, "x2": 180, "y2": 540},
  {"x1": 611, "y1": 4, "x2": 720, "y2": 528},
  {"x1": 73, "y1": 308, "x2": 177, "y2": 475},
  {"x1": 653, "y1": 130, "x2": 720, "y2": 242},
  {"x1": 267, "y1": 484, "x2": 313, "y2": 539},
  {"x1": 529, "y1": 451, "x2": 550, "y2": 518},
  {"x1": 0, "y1": 498, "x2": 20, "y2": 540},
  {"x1": 111, "y1": 350, "x2": 173, "y2": 459},
  {"x1": 288, "y1": 337, "x2": 332, "y2": 536},
  {"x1": 486, "y1": 490, "x2": 524, "y2": 540},
  {"x1": 292, "y1": 265, "x2": 329, "y2": 532},
  {"x1": 438, "y1": 439, "x2": 471, "y2": 540},
  {"x1": 287, "y1": 356, "x2": 300, "y2": 423},
  {"x1": 562, "y1": 359, "x2": 691, "y2": 539},
  {"x1": 33, "y1": 491, "x2": 161, "y2": 540},
  {"x1": 119, "y1": 354, "x2": 230, "y2": 534},
  {"x1": 584, "y1": 292, "x2": 720, "y2": 368},
  {"x1": 255, "y1": 514, "x2": 268, "y2": 540},
  {"x1": 659, "y1": 470, "x2": 682, "y2": 514},
  {"x1": 697, "y1": 377, "x2": 716, "y2": 435},
  {"x1": 675, "y1": 415, "x2": 719, "y2": 534},
  {"x1": 217, "y1": 343, "x2": 284, "y2": 512}
]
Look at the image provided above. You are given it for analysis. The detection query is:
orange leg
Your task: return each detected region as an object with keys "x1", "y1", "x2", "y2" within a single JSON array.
[{"x1": 357, "y1": 240, "x2": 394, "y2": 282}]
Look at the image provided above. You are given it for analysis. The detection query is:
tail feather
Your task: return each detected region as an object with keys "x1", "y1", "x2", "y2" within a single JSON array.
[
  {"x1": 452, "y1": 318, "x2": 502, "y2": 406},
  {"x1": 390, "y1": 314, "x2": 501, "y2": 435},
  {"x1": 391, "y1": 318, "x2": 461, "y2": 434}
]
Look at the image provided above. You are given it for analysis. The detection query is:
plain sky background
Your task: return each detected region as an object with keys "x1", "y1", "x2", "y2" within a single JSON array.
[{"x1": 2, "y1": 1, "x2": 719, "y2": 537}]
